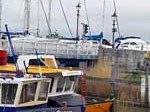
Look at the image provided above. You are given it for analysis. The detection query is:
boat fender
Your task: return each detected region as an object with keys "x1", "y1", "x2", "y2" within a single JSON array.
[{"x1": 68, "y1": 67, "x2": 72, "y2": 71}]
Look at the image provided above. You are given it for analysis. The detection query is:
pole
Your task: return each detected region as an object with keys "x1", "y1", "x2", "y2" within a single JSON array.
[
  {"x1": 24, "y1": 0, "x2": 31, "y2": 33},
  {"x1": 5, "y1": 24, "x2": 19, "y2": 75},
  {"x1": 48, "y1": 0, "x2": 52, "y2": 26},
  {"x1": 112, "y1": 19, "x2": 115, "y2": 48},
  {"x1": 145, "y1": 63, "x2": 149, "y2": 107},
  {"x1": 112, "y1": 12, "x2": 117, "y2": 48},
  {"x1": 37, "y1": 0, "x2": 40, "y2": 37},
  {"x1": 76, "y1": 3, "x2": 81, "y2": 45},
  {"x1": 48, "y1": 0, "x2": 52, "y2": 36}
]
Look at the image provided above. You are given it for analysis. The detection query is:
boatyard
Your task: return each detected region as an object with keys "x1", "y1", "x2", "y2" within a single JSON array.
[
  {"x1": 0, "y1": 0, "x2": 150, "y2": 112},
  {"x1": 1, "y1": 37, "x2": 150, "y2": 111}
]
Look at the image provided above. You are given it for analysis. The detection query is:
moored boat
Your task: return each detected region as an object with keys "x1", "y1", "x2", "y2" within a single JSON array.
[
  {"x1": 115, "y1": 36, "x2": 150, "y2": 51},
  {"x1": 86, "y1": 101, "x2": 113, "y2": 112},
  {"x1": 0, "y1": 50, "x2": 113, "y2": 112}
]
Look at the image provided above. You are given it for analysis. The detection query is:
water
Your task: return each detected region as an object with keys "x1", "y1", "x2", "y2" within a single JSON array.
[{"x1": 113, "y1": 101, "x2": 150, "y2": 112}]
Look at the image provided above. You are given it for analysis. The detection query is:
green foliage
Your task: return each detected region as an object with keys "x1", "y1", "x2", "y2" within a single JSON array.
[{"x1": 124, "y1": 72, "x2": 146, "y2": 81}]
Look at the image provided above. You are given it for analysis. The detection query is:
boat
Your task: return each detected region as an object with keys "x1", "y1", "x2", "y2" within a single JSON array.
[
  {"x1": 115, "y1": 36, "x2": 150, "y2": 51},
  {"x1": 0, "y1": 49, "x2": 113, "y2": 112},
  {"x1": 0, "y1": 50, "x2": 52, "y2": 112}
]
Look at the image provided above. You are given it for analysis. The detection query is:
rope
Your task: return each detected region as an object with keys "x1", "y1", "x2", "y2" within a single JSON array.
[
  {"x1": 58, "y1": 0, "x2": 74, "y2": 38},
  {"x1": 40, "y1": 0, "x2": 52, "y2": 35}
]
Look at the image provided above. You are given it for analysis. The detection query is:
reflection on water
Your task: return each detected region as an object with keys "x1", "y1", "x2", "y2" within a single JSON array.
[{"x1": 113, "y1": 101, "x2": 150, "y2": 112}]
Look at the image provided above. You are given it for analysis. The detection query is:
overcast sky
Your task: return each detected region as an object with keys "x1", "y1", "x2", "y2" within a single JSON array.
[{"x1": 1, "y1": 0, "x2": 150, "y2": 41}]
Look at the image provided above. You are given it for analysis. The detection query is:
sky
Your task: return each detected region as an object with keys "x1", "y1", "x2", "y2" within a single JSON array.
[{"x1": 1, "y1": 0, "x2": 150, "y2": 41}]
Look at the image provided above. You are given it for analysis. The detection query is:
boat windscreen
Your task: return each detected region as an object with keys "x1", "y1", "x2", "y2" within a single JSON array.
[
  {"x1": 1, "y1": 84, "x2": 18, "y2": 104},
  {"x1": 38, "y1": 81, "x2": 50, "y2": 101}
]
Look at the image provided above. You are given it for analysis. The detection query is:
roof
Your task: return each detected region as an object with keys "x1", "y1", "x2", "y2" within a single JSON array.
[
  {"x1": 0, "y1": 55, "x2": 82, "y2": 77},
  {"x1": 0, "y1": 72, "x2": 49, "y2": 83},
  {"x1": 0, "y1": 64, "x2": 82, "y2": 77}
]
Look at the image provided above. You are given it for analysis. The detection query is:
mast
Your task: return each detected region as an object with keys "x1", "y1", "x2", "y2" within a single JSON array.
[
  {"x1": 37, "y1": 0, "x2": 40, "y2": 36},
  {"x1": 76, "y1": 3, "x2": 81, "y2": 44},
  {"x1": 48, "y1": 0, "x2": 52, "y2": 26},
  {"x1": 24, "y1": 0, "x2": 31, "y2": 33},
  {"x1": 112, "y1": 12, "x2": 117, "y2": 48}
]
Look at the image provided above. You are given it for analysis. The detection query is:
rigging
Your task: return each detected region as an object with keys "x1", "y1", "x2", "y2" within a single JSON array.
[
  {"x1": 40, "y1": 0, "x2": 52, "y2": 35},
  {"x1": 58, "y1": 0, "x2": 73, "y2": 38}
]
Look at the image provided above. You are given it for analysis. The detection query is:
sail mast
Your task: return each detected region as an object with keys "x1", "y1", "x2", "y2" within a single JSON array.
[
  {"x1": 37, "y1": 0, "x2": 40, "y2": 36},
  {"x1": 48, "y1": 0, "x2": 52, "y2": 26},
  {"x1": 24, "y1": 0, "x2": 31, "y2": 33}
]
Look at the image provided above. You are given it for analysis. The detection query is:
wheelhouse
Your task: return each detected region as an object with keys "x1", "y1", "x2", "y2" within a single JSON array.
[
  {"x1": 0, "y1": 75, "x2": 51, "y2": 111},
  {"x1": 48, "y1": 73, "x2": 79, "y2": 97}
]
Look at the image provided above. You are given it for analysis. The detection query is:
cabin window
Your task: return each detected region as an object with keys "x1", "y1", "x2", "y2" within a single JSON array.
[
  {"x1": 19, "y1": 82, "x2": 37, "y2": 104},
  {"x1": 64, "y1": 77, "x2": 72, "y2": 91},
  {"x1": 49, "y1": 78, "x2": 54, "y2": 93},
  {"x1": 56, "y1": 77, "x2": 65, "y2": 92},
  {"x1": 130, "y1": 42, "x2": 137, "y2": 45},
  {"x1": 123, "y1": 42, "x2": 129, "y2": 45},
  {"x1": 121, "y1": 42, "x2": 129, "y2": 47},
  {"x1": 38, "y1": 82, "x2": 50, "y2": 101},
  {"x1": 1, "y1": 84, "x2": 18, "y2": 104}
]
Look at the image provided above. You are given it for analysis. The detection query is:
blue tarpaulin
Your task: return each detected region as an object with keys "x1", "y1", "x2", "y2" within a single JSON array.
[{"x1": 84, "y1": 32, "x2": 103, "y2": 40}]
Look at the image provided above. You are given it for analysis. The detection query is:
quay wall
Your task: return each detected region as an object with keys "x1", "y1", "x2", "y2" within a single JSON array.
[
  {"x1": 85, "y1": 47, "x2": 145, "y2": 78},
  {"x1": 85, "y1": 77, "x2": 141, "y2": 104},
  {"x1": 81, "y1": 47, "x2": 147, "y2": 106}
]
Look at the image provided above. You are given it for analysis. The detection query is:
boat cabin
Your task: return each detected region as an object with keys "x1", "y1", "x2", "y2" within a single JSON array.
[
  {"x1": 0, "y1": 74, "x2": 51, "y2": 112},
  {"x1": 15, "y1": 55, "x2": 82, "y2": 97},
  {"x1": 0, "y1": 54, "x2": 83, "y2": 111},
  {"x1": 115, "y1": 37, "x2": 150, "y2": 51}
]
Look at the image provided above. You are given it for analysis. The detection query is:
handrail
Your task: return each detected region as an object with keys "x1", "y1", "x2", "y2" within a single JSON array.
[{"x1": 7, "y1": 40, "x2": 99, "y2": 59}]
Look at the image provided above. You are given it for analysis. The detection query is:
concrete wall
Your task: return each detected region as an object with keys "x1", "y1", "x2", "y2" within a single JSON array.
[
  {"x1": 87, "y1": 47, "x2": 145, "y2": 79},
  {"x1": 84, "y1": 48, "x2": 147, "y2": 105}
]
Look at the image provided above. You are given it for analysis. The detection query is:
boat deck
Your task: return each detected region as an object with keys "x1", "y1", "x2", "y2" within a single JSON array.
[{"x1": 9, "y1": 40, "x2": 99, "y2": 60}]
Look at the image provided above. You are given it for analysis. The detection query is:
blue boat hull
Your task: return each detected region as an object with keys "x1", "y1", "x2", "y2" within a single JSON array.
[
  {"x1": 0, "y1": 104, "x2": 47, "y2": 112},
  {"x1": 0, "y1": 104, "x2": 85, "y2": 112}
]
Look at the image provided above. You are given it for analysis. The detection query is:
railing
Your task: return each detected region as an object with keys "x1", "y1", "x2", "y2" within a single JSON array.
[{"x1": 7, "y1": 40, "x2": 99, "y2": 59}]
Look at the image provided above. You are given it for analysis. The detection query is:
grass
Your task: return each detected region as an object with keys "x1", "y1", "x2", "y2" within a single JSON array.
[{"x1": 124, "y1": 72, "x2": 146, "y2": 81}]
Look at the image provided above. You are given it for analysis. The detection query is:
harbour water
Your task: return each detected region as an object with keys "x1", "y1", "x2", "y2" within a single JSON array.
[{"x1": 113, "y1": 101, "x2": 150, "y2": 112}]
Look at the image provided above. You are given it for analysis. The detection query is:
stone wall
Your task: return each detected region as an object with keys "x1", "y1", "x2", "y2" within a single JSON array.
[{"x1": 86, "y1": 47, "x2": 145, "y2": 79}]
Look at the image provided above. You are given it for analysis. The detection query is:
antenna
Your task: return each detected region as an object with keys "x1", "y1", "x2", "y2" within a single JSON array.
[{"x1": 5, "y1": 24, "x2": 20, "y2": 76}]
